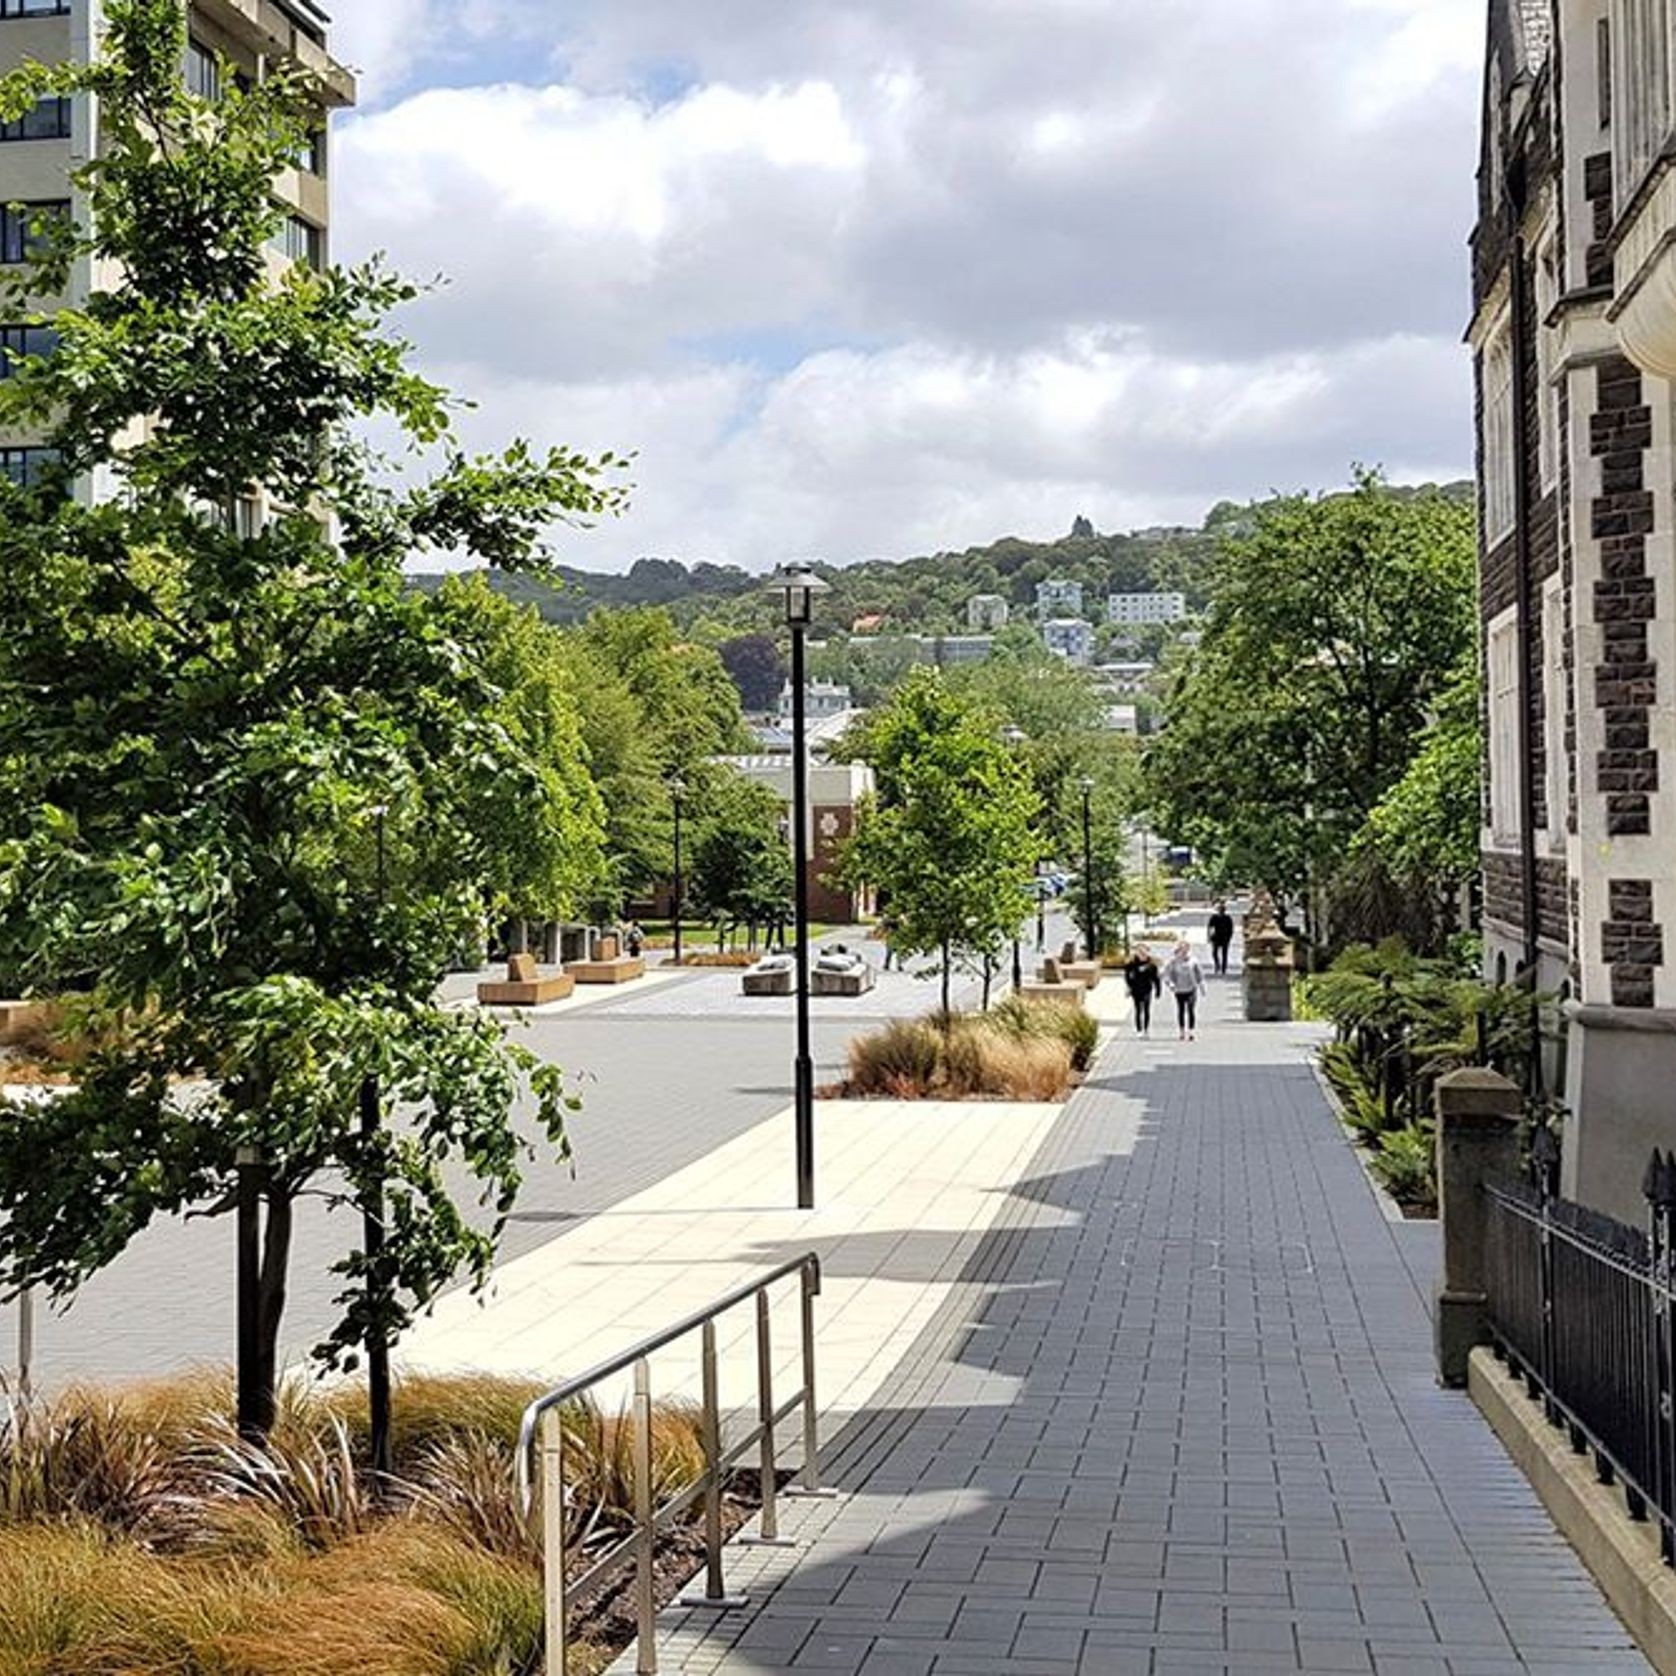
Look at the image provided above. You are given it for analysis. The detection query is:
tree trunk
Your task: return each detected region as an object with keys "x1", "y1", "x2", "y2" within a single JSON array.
[
  {"x1": 981, "y1": 956, "x2": 993, "y2": 1013},
  {"x1": 941, "y1": 939, "x2": 952, "y2": 1026},
  {"x1": 249, "y1": 1185, "x2": 293, "y2": 1439}
]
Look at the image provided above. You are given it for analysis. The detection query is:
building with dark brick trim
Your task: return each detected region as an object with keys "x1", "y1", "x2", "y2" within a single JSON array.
[{"x1": 1473, "y1": 0, "x2": 1676, "y2": 1221}]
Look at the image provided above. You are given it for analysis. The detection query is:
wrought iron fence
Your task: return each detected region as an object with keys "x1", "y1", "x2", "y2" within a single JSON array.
[{"x1": 1483, "y1": 1143, "x2": 1676, "y2": 1561}]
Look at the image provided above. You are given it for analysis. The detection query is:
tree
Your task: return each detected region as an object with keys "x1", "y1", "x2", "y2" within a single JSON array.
[
  {"x1": 688, "y1": 774, "x2": 793, "y2": 949},
  {"x1": 718, "y1": 633, "x2": 785, "y2": 713},
  {"x1": 0, "y1": 0, "x2": 625, "y2": 1431},
  {"x1": 1144, "y1": 471, "x2": 1476, "y2": 933},
  {"x1": 843, "y1": 672, "x2": 1040, "y2": 1017}
]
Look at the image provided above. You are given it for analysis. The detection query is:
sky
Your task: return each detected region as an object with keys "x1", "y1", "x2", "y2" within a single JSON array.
[{"x1": 326, "y1": 0, "x2": 1485, "y2": 574}]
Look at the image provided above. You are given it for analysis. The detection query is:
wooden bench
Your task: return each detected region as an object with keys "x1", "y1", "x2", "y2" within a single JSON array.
[
  {"x1": 477, "y1": 954, "x2": 576, "y2": 1008},
  {"x1": 0, "y1": 1000, "x2": 57, "y2": 1046},
  {"x1": 567, "y1": 956, "x2": 646, "y2": 986}
]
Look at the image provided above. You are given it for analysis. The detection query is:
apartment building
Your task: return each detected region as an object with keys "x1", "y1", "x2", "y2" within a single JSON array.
[
  {"x1": 967, "y1": 593, "x2": 1009, "y2": 631},
  {"x1": 1042, "y1": 617, "x2": 1094, "y2": 667},
  {"x1": 0, "y1": 0, "x2": 354, "y2": 491},
  {"x1": 1472, "y1": 0, "x2": 1676, "y2": 1221},
  {"x1": 1035, "y1": 577, "x2": 1084, "y2": 620},
  {"x1": 1106, "y1": 591, "x2": 1187, "y2": 626}
]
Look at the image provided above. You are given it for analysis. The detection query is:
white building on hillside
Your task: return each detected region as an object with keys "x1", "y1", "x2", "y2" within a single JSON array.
[
  {"x1": 1107, "y1": 592, "x2": 1187, "y2": 626},
  {"x1": 1042, "y1": 618, "x2": 1094, "y2": 667}
]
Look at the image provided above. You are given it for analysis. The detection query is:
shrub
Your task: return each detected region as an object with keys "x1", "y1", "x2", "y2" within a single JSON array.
[
  {"x1": 943, "y1": 1023, "x2": 1071, "y2": 1101},
  {"x1": 198, "y1": 1417, "x2": 376, "y2": 1552},
  {"x1": 991, "y1": 997, "x2": 1098, "y2": 1071},
  {"x1": 326, "y1": 1372, "x2": 545, "y2": 1474},
  {"x1": 846, "y1": 1019, "x2": 942, "y2": 1098},
  {"x1": 1371, "y1": 1123, "x2": 1438, "y2": 1215}
]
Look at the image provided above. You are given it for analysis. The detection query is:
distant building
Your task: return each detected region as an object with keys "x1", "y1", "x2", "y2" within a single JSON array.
[
  {"x1": 851, "y1": 613, "x2": 887, "y2": 635},
  {"x1": 1036, "y1": 578, "x2": 1084, "y2": 620},
  {"x1": 967, "y1": 594, "x2": 1010, "y2": 632},
  {"x1": 1102, "y1": 705, "x2": 1140, "y2": 736},
  {"x1": 1042, "y1": 618, "x2": 1094, "y2": 667},
  {"x1": 1106, "y1": 592, "x2": 1187, "y2": 626},
  {"x1": 1093, "y1": 662, "x2": 1155, "y2": 695},
  {"x1": 713, "y1": 755, "x2": 876, "y2": 924},
  {"x1": 931, "y1": 634, "x2": 995, "y2": 668},
  {"x1": 778, "y1": 679, "x2": 852, "y2": 721}
]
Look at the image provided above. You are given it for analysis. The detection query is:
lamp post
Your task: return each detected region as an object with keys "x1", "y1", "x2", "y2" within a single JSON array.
[
  {"x1": 669, "y1": 774, "x2": 686, "y2": 968},
  {"x1": 1079, "y1": 776, "x2": 1097, "y2": 963},
  {"x1": 363, "y1": 803, "x2": 391, "y2": 1479},
  {"x1": 1001, "y1": 726, "x2": 1028, "y2": 991},
  {"x1": 768, "y1": 564, "x2": 830, "y2": 1211}
]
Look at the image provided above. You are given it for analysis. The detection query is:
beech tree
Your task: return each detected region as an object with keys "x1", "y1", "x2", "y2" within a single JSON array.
[{"x1": 0, "y1": 0, "x2": 624, "y2": 1430}]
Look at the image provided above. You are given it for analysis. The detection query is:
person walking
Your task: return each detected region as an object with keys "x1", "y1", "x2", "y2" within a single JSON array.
[
  {"x1": 1122, "y1": 943, "x2": 1163, "y2": 1036},
  {"x1": 1207, "y1": 901, "x2": 1235, "y2": 976},
  {"x1": 1165, "y1": 940, "x2": 1206, "y2": 1040}
]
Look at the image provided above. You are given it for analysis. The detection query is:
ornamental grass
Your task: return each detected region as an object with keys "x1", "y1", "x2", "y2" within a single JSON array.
[
  {"x1": 844, "y1": 1006, "x2": 1086, "y2": 1101},
  {"x1": 0, "y1": 1369, "x2": 712, "y2": 1676}
]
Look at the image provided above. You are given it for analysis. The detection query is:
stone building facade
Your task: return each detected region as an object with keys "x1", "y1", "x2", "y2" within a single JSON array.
[{"x1": 1473, "y1": 0, "x2": 1676, "y2": 1221}]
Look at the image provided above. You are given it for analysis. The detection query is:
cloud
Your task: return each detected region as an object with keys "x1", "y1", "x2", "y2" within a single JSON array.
[{"x1": 331, "y1": 0, "x2": 1482, "y2": 570}]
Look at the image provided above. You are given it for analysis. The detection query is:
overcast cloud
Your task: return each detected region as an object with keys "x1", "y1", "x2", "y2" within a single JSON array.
[{"x1": 327, "y1": 1, "x2": 1482, "y2": 572}]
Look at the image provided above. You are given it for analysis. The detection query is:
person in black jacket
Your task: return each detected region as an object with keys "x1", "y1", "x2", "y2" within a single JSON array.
[
  {"x1": 1208, "y1": 902, "x2": 1235, "y2": 975},
  {"x1": 1122, "y1": 945, "x2": 1163, "y2": 1035}
]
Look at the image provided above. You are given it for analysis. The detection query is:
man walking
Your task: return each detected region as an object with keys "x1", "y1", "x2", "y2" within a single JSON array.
[{"x1": 1208, "y1": 900, "x2": 1235, "y2": 976}]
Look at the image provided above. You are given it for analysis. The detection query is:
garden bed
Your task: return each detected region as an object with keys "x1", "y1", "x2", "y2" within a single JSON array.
[
  {"x1": 825, "y1": 999, "x2": 1097, "y2": 1102},
  {"x1": 0, "y1": 1370, "x2": 762, "y2": 1676}
]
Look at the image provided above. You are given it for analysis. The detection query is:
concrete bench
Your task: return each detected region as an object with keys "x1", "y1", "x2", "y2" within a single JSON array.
[
  {"x1": 1018, "y1": 981, "x2": 1085, "y2": 1009},
  {"x1": 478, "y1": 954, "x2": 576, "y2": 1008},
  {"x1": 812, "y1": 966, "x2": 875, "y2": 998},
  {"x1": 742, "y1": 965, "x2": 795, "y2": 997},
  {"x1": 1044, "y1": 960, "x2": 1101, "y2": 989},
  {"x1": 567, "y1": 956, "x2": 646, "y2": 986}
]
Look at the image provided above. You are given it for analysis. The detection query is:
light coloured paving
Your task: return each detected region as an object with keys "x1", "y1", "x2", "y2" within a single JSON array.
[
  {"x1": 439, "y1": 962, "x2": 692, "y2": 1020},
  {"x1": 396, "y1": 1093, "x2": 1119, "y2": 1435}
]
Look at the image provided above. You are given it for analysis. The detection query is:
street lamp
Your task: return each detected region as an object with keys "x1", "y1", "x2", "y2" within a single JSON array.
[
  {"x1": 1001, "y1": 726, "x2": 1028, "y2": 990},
  {"x1": 363, "y1": 802, "x2": 391, "y2": 1479},
  {"x1": 1079, "y1": 776, "x2": 1097, "y2": 963},
  {"x1": 768, "y1": 563, "x2": 830, "y2": 1211},
  {"x1": 669, "y1": 774, "x2": 687, "y2": 968}
]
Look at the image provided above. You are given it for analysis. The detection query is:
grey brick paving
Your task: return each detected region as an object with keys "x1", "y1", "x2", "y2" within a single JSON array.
[{"x1": 621, "y1": 970, "x2": 1648, "y2": 1674}]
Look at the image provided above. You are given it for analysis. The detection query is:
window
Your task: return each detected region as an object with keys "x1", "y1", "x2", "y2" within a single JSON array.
[
  {"x1": 1542, "y1": 579, "x2": 1568, "y2": 847},
  {"x1": 185, "y1": 38, "x2": 220, "y2": 103},
  {"x1": 1613, "y1": 0, "x2": 1674, "y2": 200},
  {"x1": 270, "y1": 213, "x2": 321, "y2": 269},
  {"x1": 0, "y1": 200, "x2": 67, "y2": 265},
  {"x1": 1489, "y1": 610, "x2": 1522, "y2": 844},
  {"x1": 0, "y1": 446, "x2": 59, "y2": 488},
  {"x1": 0, "y1": 1, "x2": 71, "y2": 15},
  {"x1": 1599, "y1": 17, "x2": 1614, "y2": 130},
  {"x1": 0, "y1": 322, "x2": 56, "y2": 376},
  {"x1": 1480, "y1": 315, "x2": 1517, "y2": 543},
  {"x1": 296, "y1": 129, "x2": 327, "y2": 177},
  {"x1": 0, "y1": 96, "x2": 69, "y2": 142},
  {"x1": 1535, "y1": 232, "x2": 1560, "y2": 492}
]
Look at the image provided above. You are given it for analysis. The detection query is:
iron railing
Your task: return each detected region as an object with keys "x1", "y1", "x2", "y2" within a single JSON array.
[
  {"x1": 1484, "y1": 1145, "x2": 1676, "y2": 1560},
  {"x1": 516, "y1": 1252, "x2": 827, "y2": 1675}
]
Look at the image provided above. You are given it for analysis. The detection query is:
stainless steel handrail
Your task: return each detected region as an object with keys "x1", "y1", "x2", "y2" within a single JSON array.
[{"x1": 517, "y1": 1251, "x2": 826, "y2": 1676}]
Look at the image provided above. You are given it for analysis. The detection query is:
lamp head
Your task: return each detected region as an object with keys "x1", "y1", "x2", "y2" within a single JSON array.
[{"x1": 768, "y1": 562, "x2": 830, "y2": 628}]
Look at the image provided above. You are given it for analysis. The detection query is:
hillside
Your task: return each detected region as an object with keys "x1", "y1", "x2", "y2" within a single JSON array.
[{"x1": 410, "y1": 481, "x2": 1475, "y2": 638}]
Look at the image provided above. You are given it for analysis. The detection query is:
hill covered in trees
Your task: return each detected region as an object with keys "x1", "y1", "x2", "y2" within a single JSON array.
[{"x1": 410, "y1": 481, "x2": 1475, "y2": 640}]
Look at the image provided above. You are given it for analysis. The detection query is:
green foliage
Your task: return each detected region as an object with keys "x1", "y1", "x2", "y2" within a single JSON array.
[
  {"x1": 1145, "y1": 471, "x2": 1477, "y2": 918},
  {"x1": 1306, "y1": 938, "x2": 1547, "y2": 1211},
  {"x1": 0, "y1": 0, "x2": 620, "y2": 1421},
  {"x1": 686, "y1": 773, "x2": 793, "y2": 941},
  {"x1": 842, "y1": 671, "x2": 1041, "y2": 1015}
]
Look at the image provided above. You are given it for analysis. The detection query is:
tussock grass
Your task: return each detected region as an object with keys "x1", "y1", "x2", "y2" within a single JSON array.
[{"x1": 845, "y1": 1008, "x2": 1079, "y2": 1101}]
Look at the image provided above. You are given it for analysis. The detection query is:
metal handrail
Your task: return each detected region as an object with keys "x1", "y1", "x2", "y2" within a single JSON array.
[{"x1": 517, "y1": 1251, "x2": 826, "y2": 1676}]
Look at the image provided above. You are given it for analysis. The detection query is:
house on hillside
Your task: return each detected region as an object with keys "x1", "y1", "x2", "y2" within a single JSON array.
[
  {"x1": 968, "y1": 594, "x2": 1010, "y2": 631},
  {"x1": 1472, "y1": 0, "x2": 1676, "y2": 1221},
  {"x1": 1036, "y1": 578, "x2": 1084, "y2": 621}
]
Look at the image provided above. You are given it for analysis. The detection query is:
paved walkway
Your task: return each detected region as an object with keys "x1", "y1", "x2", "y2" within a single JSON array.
[{"x1": 620, "y1": 978, "x2": 1647, "y2": 1674}]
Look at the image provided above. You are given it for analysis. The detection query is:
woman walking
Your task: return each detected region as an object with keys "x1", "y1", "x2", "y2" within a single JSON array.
[
  {"x1": 1164, "y1": 941, "x2": 1206, "y2": 1040},
  {"x1": 1122, "y1": 943, "x2": 1163, "y2": 1035}
]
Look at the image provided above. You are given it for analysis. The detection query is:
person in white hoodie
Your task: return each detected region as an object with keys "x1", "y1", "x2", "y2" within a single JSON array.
[{"x1": 1164, "y1": 941, "x2": 1206, "y2": 1040}]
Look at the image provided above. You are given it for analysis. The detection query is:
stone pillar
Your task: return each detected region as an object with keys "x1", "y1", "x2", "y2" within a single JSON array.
[
  {"x1": 1434, "y1": 1067, "x2": 1524, "y2": 1388},
  {"x1": 1243, "y1": 925, "x2": 1295, "y2": 1022}
]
